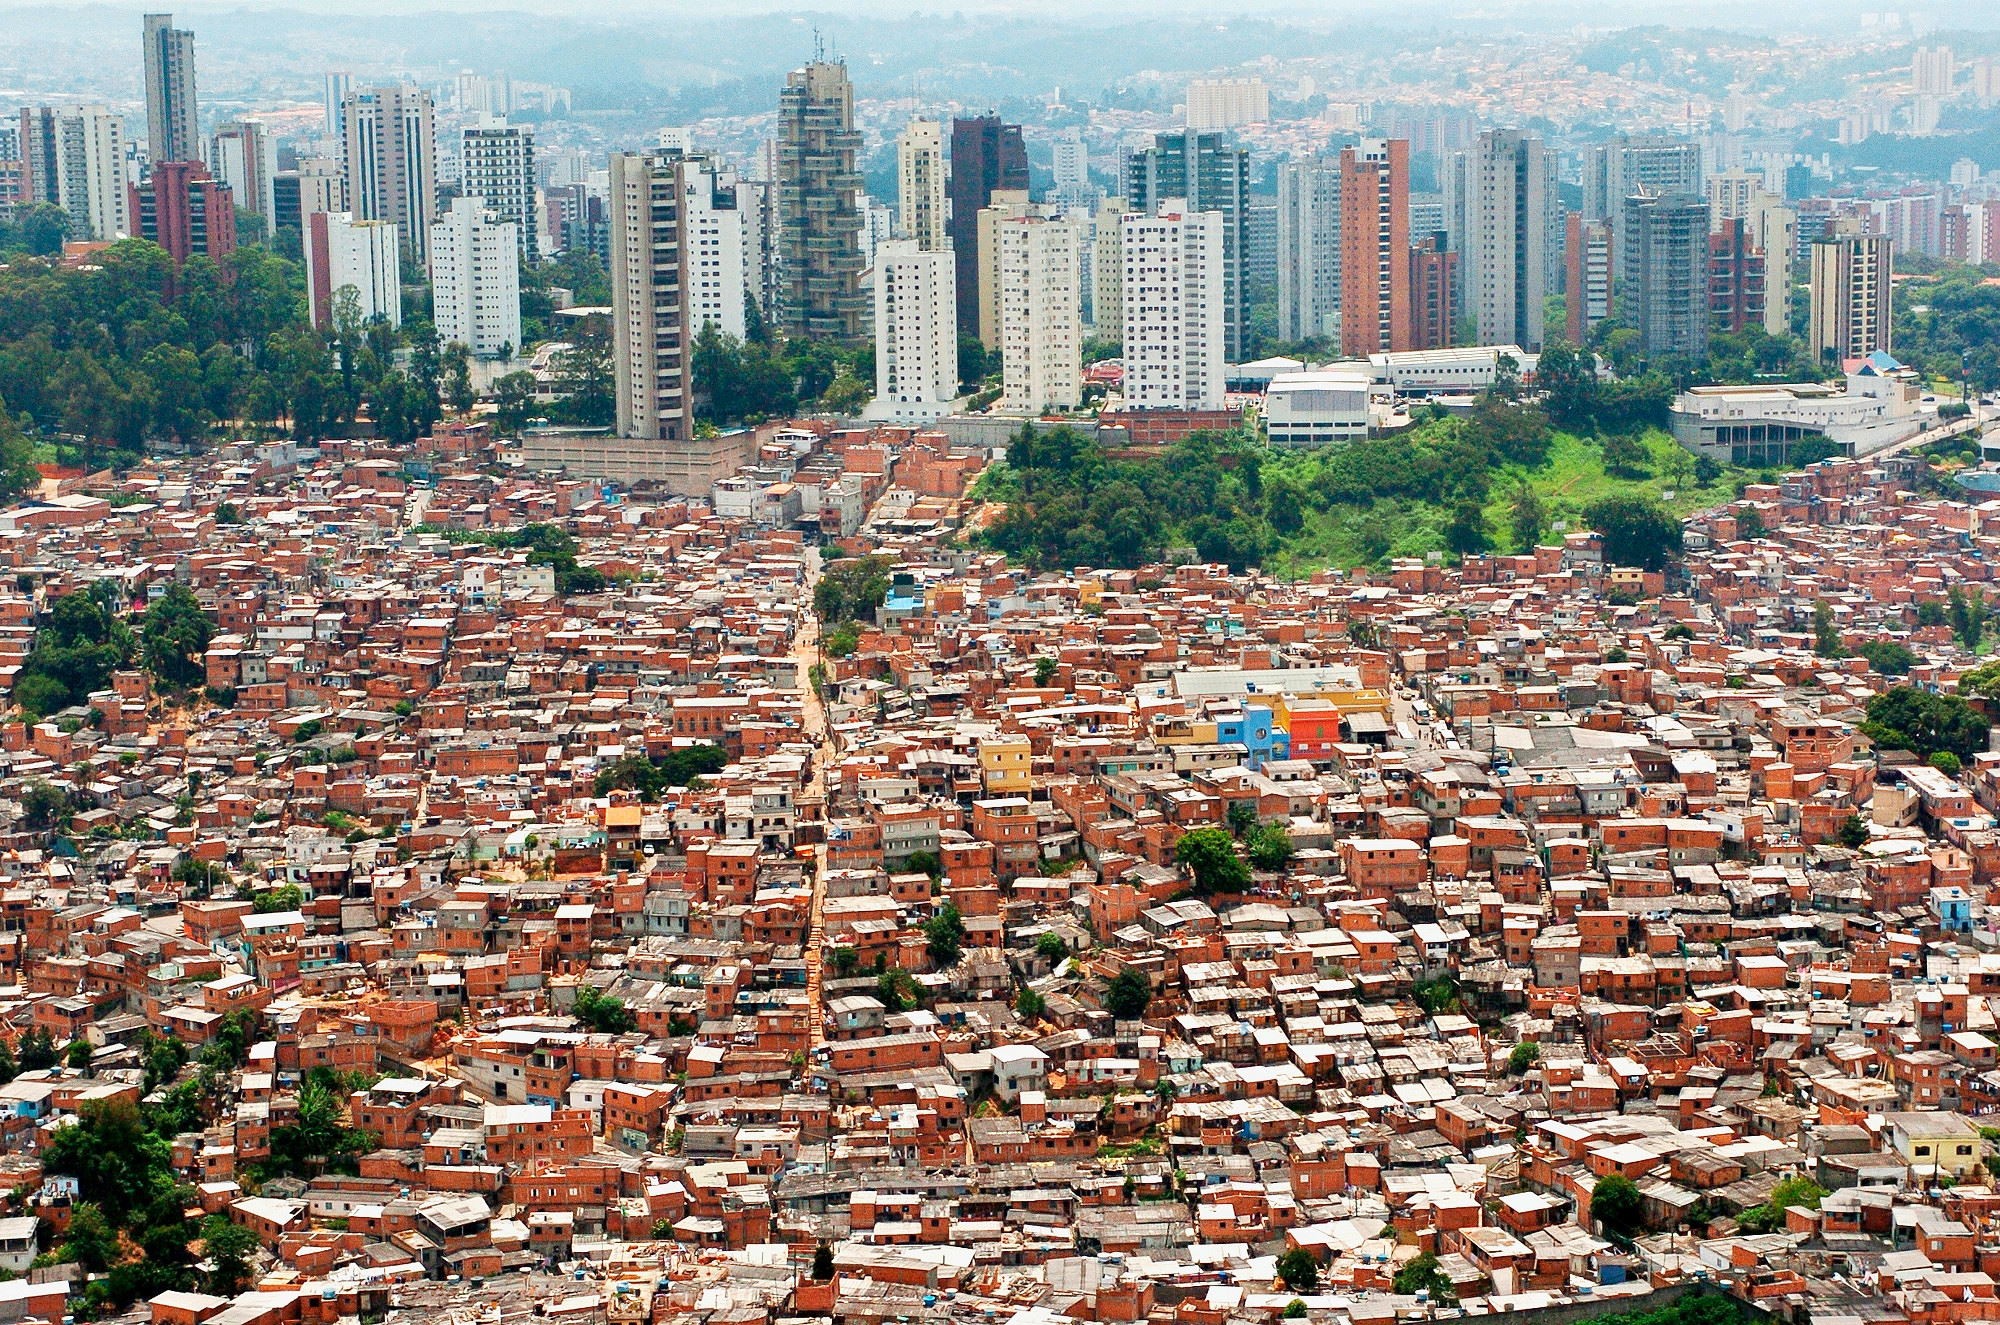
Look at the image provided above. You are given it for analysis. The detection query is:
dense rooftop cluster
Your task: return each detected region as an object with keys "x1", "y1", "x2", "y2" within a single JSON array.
[{"x1": 2, "y1": 422, "x2": 2000, "y2": 1325}]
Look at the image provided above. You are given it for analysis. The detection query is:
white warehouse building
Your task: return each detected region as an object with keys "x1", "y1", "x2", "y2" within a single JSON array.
[{"x1": 1264, "y1": 370, "x2": 1372, "y2": 446}]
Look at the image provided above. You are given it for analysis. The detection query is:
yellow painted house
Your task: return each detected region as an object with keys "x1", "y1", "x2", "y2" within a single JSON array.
[{"x1": 978, "y1": 736, "x2": 1034, "y2": 794}]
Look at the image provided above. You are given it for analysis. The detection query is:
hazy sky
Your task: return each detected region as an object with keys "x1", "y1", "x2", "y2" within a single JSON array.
[{"x1": 5, "y1": 0, "x2": 1996, "y2": 24}]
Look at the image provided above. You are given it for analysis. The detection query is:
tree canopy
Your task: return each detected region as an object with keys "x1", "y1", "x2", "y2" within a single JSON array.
[
  {"x1": 1585, "y1": 494, "x2": 1684, "y2": 571},
  {"x1": 1104, "y1": 967, "x2": 1152, "y2": 1020},
  {"x1": 1861, "y1": 686, "x2": 1990, "y2": 763},
  {"x1": 141, "y1": 582, "x2": 216, "y2": 691},
  {"x1": 1592, "y1": 1172, "x2": 1646, "y2": 1240},
  {"x1": 1176, "y1": 827, "x2": 1251, "y2": 897},
  {"x1": 592, "y1": 743, "x2": 729, "y2": 800},
  {"x1": 15, "y1": 581, "x2": 134, "y2": 717}
]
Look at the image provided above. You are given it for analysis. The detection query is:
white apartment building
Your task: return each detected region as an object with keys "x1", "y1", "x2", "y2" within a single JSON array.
[
  {"x1": 342, "y1": 83, "x2": 438, "y2": 260},
  {"x1": 1092, "y1": 198, "x2": 1125, "y2": 335},
  {"x1": 1185, "y1": 78, "x2": 1269, "y2": 131},
  {"x1": 997, "y1": 214, "x2": 1082, "y2": 414},
  {"x1": 461, "y1": 119, "x2": 538, "y2": 261},
  {"x1": 896, "y1": 119, "x2": 946, "y2": 252},
  {"x1": 211, "y1": 120, "x2": 277, "y2": 222},
  {"x1": 676, "y1": 153, "x2": 749, "y2": 342},
  {"x1": 1447, "y1": 129, "x2": 1555, "y2": 352},
  {"x1": 1276, "y1": 157, "x2": 1341, "y2": 342},
  {"x1": 306, "y1": 211, "x2": 402, "y2": 328},
  {"x1": 21, "y1": 105, "x2": 129, "y2": 241},
  {"x1": 870, "y1": 241, "x2": 958, "y2": 424},
  {"x1": 430, "y1": 196, "x2": 521, "y2": 359},
  {"x1": 1121, "y1": 203, "x2": 1225, "y2": 411}
]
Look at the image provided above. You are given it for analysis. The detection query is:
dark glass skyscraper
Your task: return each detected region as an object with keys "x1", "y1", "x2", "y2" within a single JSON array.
[{"x1": 948, "y1": 116, "x2": 1028, "y2": 338}]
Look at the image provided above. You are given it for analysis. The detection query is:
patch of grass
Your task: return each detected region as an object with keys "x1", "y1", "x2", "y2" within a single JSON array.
[{"x1": 1260, "y1": 428, "x2": 1744, "y2": 579}]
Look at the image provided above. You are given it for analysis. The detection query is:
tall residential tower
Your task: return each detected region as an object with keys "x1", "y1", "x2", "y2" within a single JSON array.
[
  {"x1": 896, "y1": 119, "x2": 947, "y2": 252},
  {"x1": 1448, "y1": 129, "x2": 1555, "y2": 351},
  {"x1": 142, "y1": 13, "x2": 200, "y2": 167},
  {"x1": 1809, "y1": 218, "x2": 1893, "y2": 362},
  {"x1": 1125, "y1": 131, "x2": 1251, "y2": 360},
  {"x1": 776, "y1": 61, "x2": 866, "y2": 341},
  {"x1": 609, "y1": 152, "x2": 695, "y2": 443},
  {"x1": 948, "y1": 116, "x2": 1029, "y2": 336},
  {"x1": 342, "y1": 84, "x2": 439, "y2": 260},
  {"x1": 1337, "y1": 138, "x2": 1410, "y2": 357}
]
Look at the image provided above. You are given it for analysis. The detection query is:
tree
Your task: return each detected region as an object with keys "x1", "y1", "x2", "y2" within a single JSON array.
[
  {"x1": 1444, "y1": 498, "x2": 1490, "y2": 558},
  {"x1": 591, "y1": 744, "x2": 730, "y2": 800},
  {"x1": 1861, "y1": 686, "x2": 1990, "y2": 763},
  {"x1": 1266, "y1": 480, "x2": 1304, "y2": 534},
  {"x1": 1537, "y1": 338, "x2": 1597, "y2": 429},
  {"x1": 440, "y1": 343, "x2": 475, "y2": 414},
  {"x1": 572, "y1": 984, "x2": 637, "y2": 1034},
  {"x1": 546, "y1": 344, "x2": 613, "y2": 427},
  {"x1": 924, "y1": 904, "x2": 966, "y2": 966},
  {"x1": 14, "y1": 583, "x2": 137, "y2": 717},
  {"x1": 1175, "y1": 827, "x2": 1250, "y2": 897},
  {"x1": 61, "y1": 1201, "x2": 117, "y2": 1273},
  {"x1": 201, "y1": 1215, "x2": 257, "y2": 1295},
  {"x1": 1507, "y1": 1041, "x2": 1541, "y2": 1075},
  {"x1": 812, "y1": 1243, "x2": 835, "y2": 1280},
  {"x1": 1245, "y1": 823, "x2": 1295, "y2": 872},
  {"x1": 492, "y1": 371, "x2": 539, "y2": 435},
  {"x1": 1932, "y1": 751, "x2": 1964, "y2": 777},
  {"x1": 1391, "y1": 1251, "x2": 1454, "y2": 1301},
  {"x1": 19, "y1": 781, "x2": 70, "y2": 832},
  {"x1": 1856, "y1": 640, "x2": 1916, "y2": 677},
  {"x1": 1812, "y1": 600, "x2": 1845, "y2": 659},
  {"x1": 1591, "y1": 1173, "x2": 1645, "y2": 1240},
  {"x1": 1949, "y1": 585, "x2": 1988, "y2": 650},
  {"x1": 815, "y1": 555, "x2": 894, "y2": 625},
  {"x1": 1509, "y1": 483, "x2": 1546, "y2": 551},
  {"x1": 1412, "y1": 976, "x2": 1461, "y2": 1014},
  {"x1": 1104, "y1": 967, "x2": 1152, "y2": 1020},
  {"x1": 1282, "y1": 1301, "x2": 1307, "y2": 1319},
  {"x1": 821, "y1": 369, "x2": 871, "y2": 415},
  {"x1": 0, "y1": 403, "x2": 40, "y2": 501},
  {"x1": 253, "y1": 884, "x2": 305, "y2": 913},
  {"x1": 831, "y1": 946, "x2": 859, "y2": 978},
  {"x1": 1736, "y1": 1174, "x2": 1828, "y2": 1232},
  {"x1": 42, "y1": 1096, "x2": 176, "y2": 1224},
  {"x1": 1768, "y1": 1174, "x2": 1827, "y2": 1211},
  {"x1": 66, "y1": 1038, "x2": 92, "y2": 1073},
  {"x1": 1585, "y1": 495, "x2": 1682, "y2": 571},
  {"x1": 257, "y1": 1070, "x2": 376, "y2": 1181},
  {"x1": 1035, "y1": 932, "x2": 1068, "y2": 963},
  {"x1": 1735, "y1": 507, "x2": 1766, "y2": 540},
  {"x1": 1600, "y1": 429, "x2": 1649, "y2": 477},
  {"x1": 1275, "y1": 1249, "x2": 1320, "y2": 1294},
  {"x1": 1016, "y1": 987, "x2": 1047, "y2": 1019},
  {"x1": 142, "y1": 582, "x2": 216, "y2": 691},
  {"x1": 16, "y1": 1026, "x2": 58, "y2": 1072},
  {"x1": 1226, "y1": 800, "x2": 1260, "y2": 837},
  {"x1": 875, "y1": 968, "x2": 921, "y2": 1012},
  {"x1": 1033, "y1": 656, "x2": 1059, "y2": 686}
]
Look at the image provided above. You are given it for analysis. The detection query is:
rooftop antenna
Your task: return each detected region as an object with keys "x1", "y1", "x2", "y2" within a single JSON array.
[{"x1": 813, "y1": 27, "x2": 825, "y2": 62}]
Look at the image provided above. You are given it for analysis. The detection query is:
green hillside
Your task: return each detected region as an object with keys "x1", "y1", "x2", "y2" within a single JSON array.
[{"x1": 972, "y1": 407, "x2": 1745, "y2": 579}]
